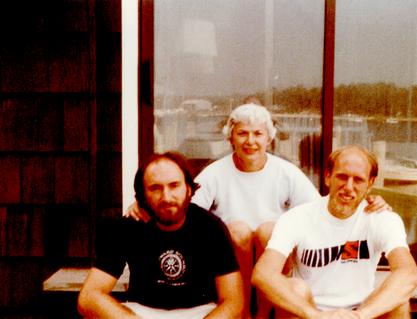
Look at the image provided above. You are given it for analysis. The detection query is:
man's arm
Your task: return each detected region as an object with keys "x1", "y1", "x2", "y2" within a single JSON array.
[
  {"x1": 204, "y1": 271, "x2": 244, "y2": 319},
  {"x1": 78, "y1": 267, "x2": 140, "y2": 319},
  {"x1": 357, "y1": 247, "x2": 417, "y2": 318},
  {"x1": 252, "y1": 249, "x2": 321, "y2": 319}
]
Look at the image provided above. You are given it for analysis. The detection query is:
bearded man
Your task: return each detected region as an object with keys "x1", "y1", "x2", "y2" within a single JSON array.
[{"x1": 78, "y1": 152, "x2": 243, "y2": 319}]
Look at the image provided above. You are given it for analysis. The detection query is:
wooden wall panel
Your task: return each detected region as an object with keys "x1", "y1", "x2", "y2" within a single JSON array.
[
  {"x1": 0, "y1": 99, "x2": 38, "y2": 151},
  {"x1": 0, "y1": 1, "x2": 87, "y2": 33},
  {"x1": 60, "y1": 0, "x2": 89, "y2": 32},
  {"x1": 44, "y1": 205, "x2": 89, "y2": 257},
  {"x1": 97, "y1": 0, "x2": 121, "y2": 32},
  {"x1": 0, "y1": 261, "x2": 11, "y2": 307},
  {"x1": 0, "y1": 208, "x2": 6, "y2": 256},
  {"x1": 37, "y1": 97, "x2": 64, "y2": 151},
  {"x1": 97, "y1": 34, "x2": 121, "y2": 93},
  {"x1": 44, "y1": 206, "x2": 69, "y2": 257},
  {"x1": 97, "y1": 96, "x2": 121, "y2": 151},
  {"x1": 0, "y1": 0, "x2": 122, "y2": 312},
  {"x1": 64, "y1": 98, "x2": 89, "y2": 151},
  {"x1": 22, "y1": 156, "x2": 54, "y2": 204},
  {"x1": 0, "y1": 259, "x2": 49, "y2": 308},
  {"x1": 49, "y1": 35, "x2": 91, "y2": 93},
  {"x1": 55, "y1": 156, "x2": 89, "y2": 204},
  {"x1": 0, "y1": 156, "x2": 20, "y2": 203},
  {"x1": 67, "y1": 208, "x2": 90, "y2": 257},
  {"x1": 97, "y1": 153, "x2": 122, "y2": 208},
  {"x1": 28, "y1": 207, "x2": 45, "y2": 257},
  {"x1": 9, "y1": 261, "x2": 43, "y2": 307},
  {"x1": 7, "y1": 207, "x2": 29, "y2": 256},
  {"x1": 0, "y1": 37, "x2": 50, "y2": 92}
]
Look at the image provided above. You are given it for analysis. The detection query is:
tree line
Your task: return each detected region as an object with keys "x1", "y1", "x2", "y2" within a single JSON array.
[{"x1": 272, "y1": 83, "x2": 417, "y2": 118}]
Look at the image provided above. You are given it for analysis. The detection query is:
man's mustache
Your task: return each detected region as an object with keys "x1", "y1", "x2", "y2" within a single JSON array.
[{"x1": 158, "y1": 201, "x2": 178, "y2": 209}]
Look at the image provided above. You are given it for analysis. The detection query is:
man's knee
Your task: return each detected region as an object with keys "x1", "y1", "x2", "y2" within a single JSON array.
[
  {"x1": 227, "y1": 221, "x2": 253, "y2": 251},
  {"x1": 254, "y1": 221, "x2": 276, "y2": 250},
  {"x1": 377, "y1": 302, "x2": 410, "y2": 319}
]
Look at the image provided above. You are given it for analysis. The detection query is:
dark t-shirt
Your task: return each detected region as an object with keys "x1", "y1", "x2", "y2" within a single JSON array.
[{"x1": 95, "y1": 203, "x2": 239, "y2": 309}]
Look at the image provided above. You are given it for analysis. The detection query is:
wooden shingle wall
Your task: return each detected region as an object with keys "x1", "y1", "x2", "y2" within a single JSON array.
[{"x1": 0, "y1": 0, "x2": 121, "y2": 311}]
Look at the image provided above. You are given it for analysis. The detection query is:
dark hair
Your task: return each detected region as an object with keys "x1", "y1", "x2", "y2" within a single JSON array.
[
  {"x1": 133, "y1": 152, "x2": 199, "y2": 205},
  {"x1": 326, "y1": 144, "x2": 378, "y2": 179}
]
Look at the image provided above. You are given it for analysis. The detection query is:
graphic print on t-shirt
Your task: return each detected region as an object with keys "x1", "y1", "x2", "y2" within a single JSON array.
[
  {"x1": 158, "y1": 250, "x2": 187, "y2": 285},
  {"x1": 301, "y1": 240, "x2": 370, "y2": 267}
]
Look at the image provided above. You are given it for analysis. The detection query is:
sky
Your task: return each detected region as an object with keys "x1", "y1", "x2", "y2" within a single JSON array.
[{"x1": 154, "y1": 0, "x2": 417, "y2": 97}]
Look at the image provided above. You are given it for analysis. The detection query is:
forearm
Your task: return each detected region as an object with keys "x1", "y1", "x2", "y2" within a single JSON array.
[
  {"x1": 78, "y1": 290, "x2": 140, "y2": 319},
  {"x1": 204, "y1": 300, "x2": 242, "y2": 319},
  {"x1": 357, "y1": 268, "x2": 417, "y2": 318},
  {"x1": 252, "y1": 272, "x2": 319, "y2": 319}
]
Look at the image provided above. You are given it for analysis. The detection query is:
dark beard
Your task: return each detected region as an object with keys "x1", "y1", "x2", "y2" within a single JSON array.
[{"x1": 149, "y1": 196, "x2": 192, "y2": 227}]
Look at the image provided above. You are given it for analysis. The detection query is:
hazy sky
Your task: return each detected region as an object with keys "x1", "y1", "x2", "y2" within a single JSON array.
[
  {"x1": 155, "y1": 0, "x2": 417, "y2": 97},
  {"x1": 335, "y1": 0, "x2": 417, "y2": 86}
]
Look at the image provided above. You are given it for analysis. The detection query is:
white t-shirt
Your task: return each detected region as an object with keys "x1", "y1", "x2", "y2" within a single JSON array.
[
  {"x1": 267, "y1": 196, "x2": 409, "y2": 310},
  {"x1": 192, "y1": 153, "x2": 320, "y2": 230}
]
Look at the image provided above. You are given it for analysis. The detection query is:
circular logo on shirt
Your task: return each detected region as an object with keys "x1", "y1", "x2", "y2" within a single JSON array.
[{"x1": 159, "y1": 250, "x2": 186, "y2": 280}]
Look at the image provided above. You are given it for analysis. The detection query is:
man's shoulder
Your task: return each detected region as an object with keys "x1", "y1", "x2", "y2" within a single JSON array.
[
  {"x1": 104, "y1": 216, "x2": 155, "y2": 241},
  {"x1": 95, "y1": 216, "x2": 150, "y2": 257},
  {"x1": 282, "y1": 197, "x2": 323, "y2": 219},
  {"x1": 189, "y1": 203, "x2": 223, "y2": 221},
  {"x1": 118, "y1": 215, "x2": 150, "y2": 229},
  {"x1": 188, "y1": 203, "x2": 227, "y2": 228},
  {"x1": 368, "y1": 209, "x2": 405, "y2": 225}
]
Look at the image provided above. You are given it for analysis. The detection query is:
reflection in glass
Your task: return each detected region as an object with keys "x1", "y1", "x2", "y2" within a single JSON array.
[
  {"x1": 155, "y1": 0, "x2": 324, "y2": 186},
  {"x1": 335, "y1": 0, "x2": 417, "y2": 251}
]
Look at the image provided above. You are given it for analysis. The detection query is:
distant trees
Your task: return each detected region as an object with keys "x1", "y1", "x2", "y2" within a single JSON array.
[
  {"x1": 273, "y1": 85, "x2": 321, "y2": 113},
  {"x1": 333, "y1": 83, "x2": 410, "y2": 118},
  {"x1": 268, "y1": 83, "x2": 417, "y2": 118},
  {"x1": 177, "y1": 83, "x2": 417, "y2": 118}
]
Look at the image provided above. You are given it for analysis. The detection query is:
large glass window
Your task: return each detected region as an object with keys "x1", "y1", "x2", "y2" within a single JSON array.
[
  {"x1": 335, "y1": 0, "x2": 417, "y2": 252},
  {"x1": 122, "y1": 0, "x2": 417, "y2": 253},
  {"x1": 154, "y1": 0, "x2": 324, "y2": 185}
]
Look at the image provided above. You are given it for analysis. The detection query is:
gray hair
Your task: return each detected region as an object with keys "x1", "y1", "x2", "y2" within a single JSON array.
[{"x1": 222, "y1": 103, "x2": 277, "y2": 140}]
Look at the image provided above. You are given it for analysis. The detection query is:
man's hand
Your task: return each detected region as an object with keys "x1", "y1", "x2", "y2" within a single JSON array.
[
  {"x1": 123, "y1": 201, "x2": 151, "y2": 222},
  {"x1": 78, "y1": 268, "x2": 141, "y2": 318},
  {"x1": 364, "y1": 194, "x2": 392, "y2": 213}
]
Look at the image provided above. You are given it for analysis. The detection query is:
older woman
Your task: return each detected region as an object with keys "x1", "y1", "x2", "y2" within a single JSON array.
[
  {"x1": 127, "y1": 103, "x2": 389, "y2": 319},
  {"x1": 192, "y1": 103, "x2": 320, "y2": 318}
]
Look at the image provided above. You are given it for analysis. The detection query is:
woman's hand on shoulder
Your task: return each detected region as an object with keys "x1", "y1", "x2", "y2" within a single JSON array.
[
  {"x1": 364, "y1": 194, "x2": 392, "y2": 213},
  {"x1": 123, "y1": 201, "x2": 151, "y2": 222}
]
